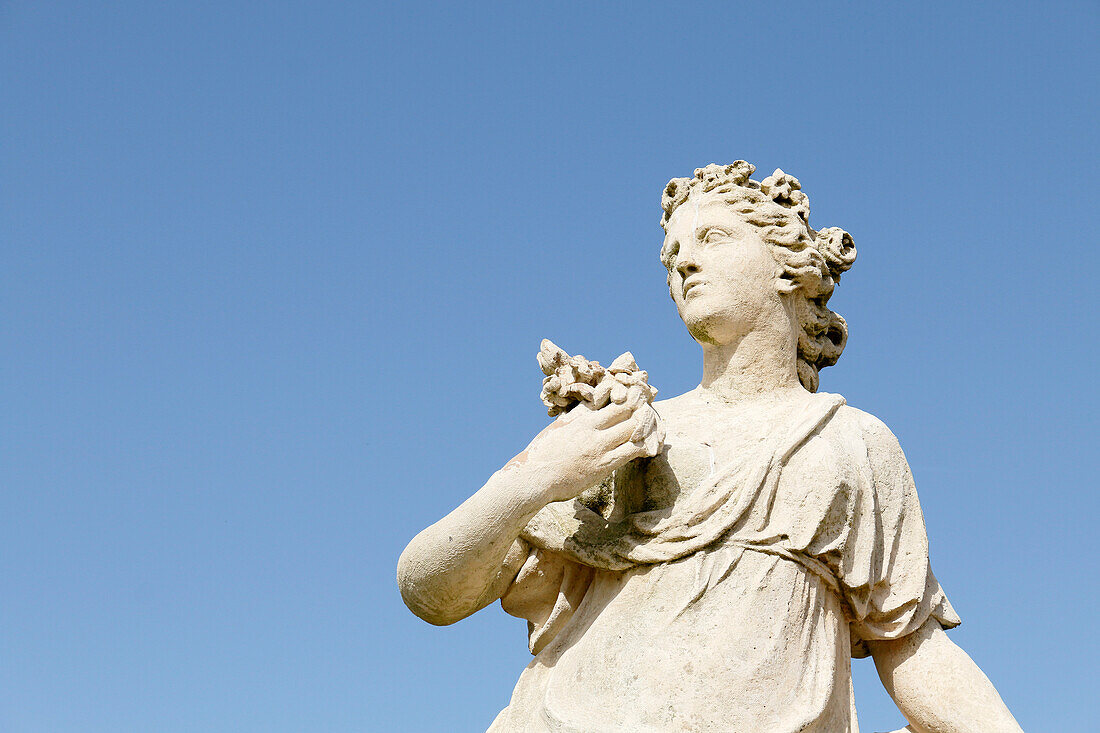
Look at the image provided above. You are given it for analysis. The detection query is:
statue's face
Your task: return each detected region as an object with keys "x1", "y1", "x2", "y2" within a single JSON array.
[{"x1": 663, "y1": 194, "x2": 786, "y2": 347}]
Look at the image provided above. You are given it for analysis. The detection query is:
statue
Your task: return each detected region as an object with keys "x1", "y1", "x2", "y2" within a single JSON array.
[{"x1": 397, "y1": 162, "x2": 1022, "y2": 732}]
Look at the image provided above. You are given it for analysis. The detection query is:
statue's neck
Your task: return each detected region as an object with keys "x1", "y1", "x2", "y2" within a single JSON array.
[{"x1": 699, "y1": 322, "x2": 805, "y2": 403}]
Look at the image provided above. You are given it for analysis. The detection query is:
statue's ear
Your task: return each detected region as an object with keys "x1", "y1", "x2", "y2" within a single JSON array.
[{"x1": 775, "y1": 272, "x2": 800, "y2": 295}]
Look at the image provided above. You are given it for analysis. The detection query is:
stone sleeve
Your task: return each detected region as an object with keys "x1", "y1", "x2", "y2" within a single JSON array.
[
  {"x1": 500, "y1": 539, "x2": 594, "y2": 655},
  {"x1": 840, "y1": 413, "x2": 961, "y2": 658}
]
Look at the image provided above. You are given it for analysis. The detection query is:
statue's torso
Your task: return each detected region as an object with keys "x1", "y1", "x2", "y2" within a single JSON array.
[{"x1": 493, "y1": 391, "x2": 859, "y2": 732}]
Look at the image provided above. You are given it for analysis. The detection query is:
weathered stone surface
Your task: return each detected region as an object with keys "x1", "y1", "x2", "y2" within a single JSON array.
[{"x1": 397, "y1": 162, "x2": 1021, "y2": 732}]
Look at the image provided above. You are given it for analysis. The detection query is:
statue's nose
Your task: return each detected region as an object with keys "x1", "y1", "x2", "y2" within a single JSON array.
[{"x1": 676, "y1": 254, "x2": 700, "y2": 279}]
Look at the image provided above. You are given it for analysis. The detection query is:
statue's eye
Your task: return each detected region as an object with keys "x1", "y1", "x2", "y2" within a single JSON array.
[{"x1": 702, "y1": 228, "x2": 730, "y2": 244}]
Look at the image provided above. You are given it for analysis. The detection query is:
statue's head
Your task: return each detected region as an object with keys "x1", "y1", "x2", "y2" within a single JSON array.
[{"x1": 659, "y1": 162, "x2": 857, "y2": 392}]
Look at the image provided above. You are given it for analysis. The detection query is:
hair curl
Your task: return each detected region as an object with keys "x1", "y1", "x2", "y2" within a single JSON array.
[{"x1": 659, "y1": 163, "x2": 857, "y2": 392}]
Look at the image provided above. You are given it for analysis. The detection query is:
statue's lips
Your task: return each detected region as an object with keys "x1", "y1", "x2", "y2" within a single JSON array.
[{"x1": 683, "y1": 278, "x2": 706, "y2": 298}]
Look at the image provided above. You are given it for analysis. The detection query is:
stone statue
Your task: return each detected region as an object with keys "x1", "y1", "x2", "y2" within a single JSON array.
[{"x1": 397, "y1": 162, "x2": 1022, "y2": 732}]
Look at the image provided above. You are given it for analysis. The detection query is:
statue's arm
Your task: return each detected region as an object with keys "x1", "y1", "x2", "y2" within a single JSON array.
[
  {"x1": 397, "y1": 462, "x2": 550, "y2": 626},
  {"x1": 868, "y1": 618, "x2": 1022, "y2": 733},
  {"x1": 396, "y1": 389, "x2": 654, "y2": 626}
]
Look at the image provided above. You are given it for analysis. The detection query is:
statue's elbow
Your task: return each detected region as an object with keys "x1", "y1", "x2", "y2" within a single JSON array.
[{"x1": 396, "y1": 543, "x2": 466, "y2": 626}]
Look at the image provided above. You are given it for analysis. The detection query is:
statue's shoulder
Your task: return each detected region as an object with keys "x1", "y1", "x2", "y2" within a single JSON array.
[
  {"x1": 836, "y1": 399, "x2": 898, "y2": 439},
  {"x1": 651, "y1": 389, "x2": 710, "y2": 432},
  {"x1": 652, "y1": 390, "x2": 698, "y2": 414},
  {"x1": 820, "y1": 395, "x2": 908, "y2": 465}
]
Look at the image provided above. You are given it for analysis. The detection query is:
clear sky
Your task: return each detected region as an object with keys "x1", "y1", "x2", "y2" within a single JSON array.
[{"x1": 2, "y1": 2, "x2": 1096, "y2": 731}]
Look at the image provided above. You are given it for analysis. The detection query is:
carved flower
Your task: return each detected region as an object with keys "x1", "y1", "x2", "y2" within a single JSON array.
[
  {"x1": 694, "y1": 161, "x2": 756, "y2": 191},
  {"x1": 663, "y1": 161, "x2": 758, "y2": 227},
  {"x1": 661, "y1": 177, "x2": 692, "y2": 223},
  {"x1": 726, "y1": 160, "x2": 756, "y2": 185},
  {"x1": 695, "y1": 164, "x2": 727, "y2": 189},
  {"x1": 761, "y1": 168, "x2": 801, "y2": 203},
  {"x1": 815, "y1": 227, "x2": 857, "y2": 279},
  {"x1": 788, "y1": 190, "x2": 810, "y2": 220},
  {"x1": 761, "y1": 168, "x2": 811, "y2": 220}
]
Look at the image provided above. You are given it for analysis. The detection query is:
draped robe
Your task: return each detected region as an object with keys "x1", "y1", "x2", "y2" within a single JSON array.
[{"x1": 489, "y1": 392, "x2": 959, "y2": 732}]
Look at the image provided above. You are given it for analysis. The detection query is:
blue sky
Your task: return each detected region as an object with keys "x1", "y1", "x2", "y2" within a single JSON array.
[{"x1": 2, "y1": 2, "x2": 1096, "y2": 731}]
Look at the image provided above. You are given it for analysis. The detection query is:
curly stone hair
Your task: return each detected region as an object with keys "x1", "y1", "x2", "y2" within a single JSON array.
[{"x1": 659, "y1": 162, "x2": 857, "y2": 392}]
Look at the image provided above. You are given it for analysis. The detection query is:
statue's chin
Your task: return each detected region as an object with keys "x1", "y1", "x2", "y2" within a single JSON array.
[
  {"x1": 682, "y1": 314, "x2": 731, "y2": 347},
  {"x1": 677, "y1": 295, "x2": 747, "y2": 346}
]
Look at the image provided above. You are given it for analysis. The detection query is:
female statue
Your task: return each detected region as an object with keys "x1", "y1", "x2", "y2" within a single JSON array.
[{"x1": 397, "y1": 162, "x2": 1021, "y2": 732}]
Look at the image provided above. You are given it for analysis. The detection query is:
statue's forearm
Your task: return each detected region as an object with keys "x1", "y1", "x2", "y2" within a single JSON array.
[
  {"x1": 398, "y1": 394, "x2": 656, "y2": 626},
  {"x1": 396, "y1": 464, "x2": 548, "y2": 626},
  {"x1": 869, "y1": 619, "x2": 1022, "y2": 733}
]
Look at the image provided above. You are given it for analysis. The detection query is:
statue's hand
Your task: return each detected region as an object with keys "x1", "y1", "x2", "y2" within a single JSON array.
[{"x1": 515, "y1": 384, "x2": 662, "y2": 505}]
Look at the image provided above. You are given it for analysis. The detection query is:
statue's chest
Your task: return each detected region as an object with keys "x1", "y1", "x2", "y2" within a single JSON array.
[{"x1": 637, "y1": 413, "x2": 772, "y2": 513}]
